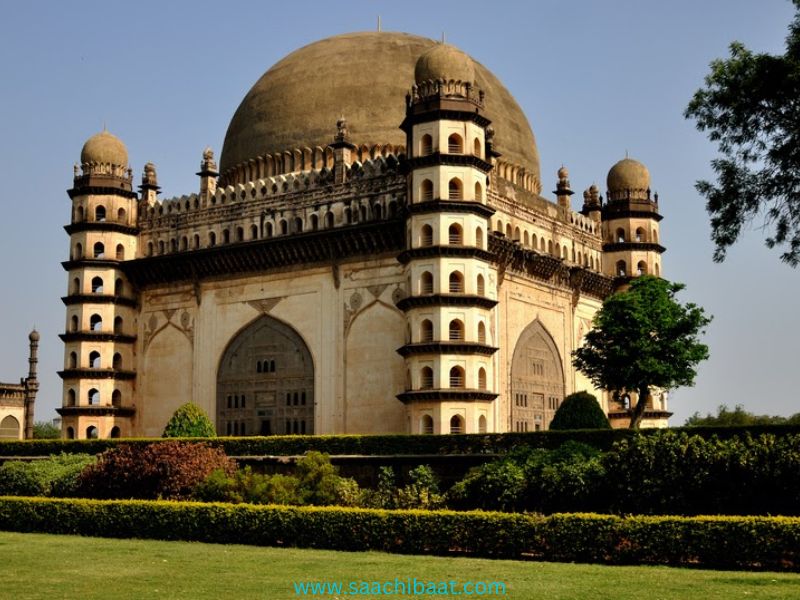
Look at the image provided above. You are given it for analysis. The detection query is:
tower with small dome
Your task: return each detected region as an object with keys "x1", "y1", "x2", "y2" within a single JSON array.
[{"x1": 58, "y1": 32, "x2": 671, "y2": 439}]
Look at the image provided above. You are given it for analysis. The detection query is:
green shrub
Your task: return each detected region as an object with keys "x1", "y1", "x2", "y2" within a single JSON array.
[
  {"x1": 76, "y1": 441, "x2": 235, "y2": 500},
  {"x1": 448, "y1": 459, "x2": 526, "y2": 512},
  {"x1": 1, "y1": 497, "x2": 798, "y2": 570},
  {"x1": 32, "y1": 422, "x2": 61, "y2": 440},
  {"x1": 362, "y1": 466, "x2": 443, "y2": 510},
  {"x1": 0, "y1": 454, "x2": 95, "y2": 497},
  {"x1": 162, "y1": 403, "x2": 216, "y2": 438},
  {"x1": 549, "y1": 392, "x2": 611, "y2": 430}
]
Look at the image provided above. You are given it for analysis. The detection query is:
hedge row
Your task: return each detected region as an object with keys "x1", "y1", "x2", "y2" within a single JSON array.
[
  {"x1": 1, "y1": 496, "x2": 798, "y2": 570},
  {"x1": 5, "y1": 424, "x2": 800, "y2": 457}
]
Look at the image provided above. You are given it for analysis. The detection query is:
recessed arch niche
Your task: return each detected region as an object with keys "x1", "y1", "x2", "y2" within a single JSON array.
[{"x1": 217, "y1": 315, "x2": 314, "y2": 436}]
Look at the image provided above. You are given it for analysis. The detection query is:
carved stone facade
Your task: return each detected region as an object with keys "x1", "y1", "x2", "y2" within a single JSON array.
[{"x1": 59, "y1": 32, "x2": 670, "y2": 438}]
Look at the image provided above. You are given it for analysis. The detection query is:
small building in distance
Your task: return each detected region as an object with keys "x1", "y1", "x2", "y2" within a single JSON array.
[{"x1": 0, "y1": 330, "x2": 39, "y2": 439}]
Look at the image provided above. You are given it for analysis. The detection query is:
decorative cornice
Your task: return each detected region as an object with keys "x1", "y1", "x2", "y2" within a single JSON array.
[
  {"x1": 397, "y1": 246, "x2": 494, "y2": 265},
  {"x1": 64, "y1": 222, "x2": 139, "y2": 236},
  {"x1": 602, "y1": 206, "x2": 663, "y2": 222},
  {"x1": 122, "y1": 220, "x2": 405, "y2": 288},
  {"x1": 67, "y1": 185, "x2": 137, "y2": 200},
  {"x1": 397, "y1": 389, "x2": 498, "y2": 403},
  {"x1": 58, "y1": 369, "x2": 136, "y2": 381},
  {"x1": 396, "y1": 342, "x2": 499, "y2": 357},
  {"x1": 406, "y1": 199, "x2": 495, "y2": 218},
  {"x1": 602, "y1": 242, "x2": 666, "y2": 254},
  {"x1": 608, "y1": 410, "x2": 674, "y2": 420},
  {"x1": 406, "y1": 152, "x2": 492, "y2": 173},
  {"x1": 59, "y1": 332, "x2": 137, "y2": 344},
  {"x1": 57, "y1": 405, "x2": 136, "y2": 417},
  {"x1": 61, "y1": 295, "x2": 138, "y2": 308},
  {"x1": 401, "y1": 108, "x2": 491, "y2": 131},
  {"x1": 395, "y1": 294, "x2": 498, "y2": 312},
  {"x1": 62, "y1": 259, "x2": 122, "y2": 271}
]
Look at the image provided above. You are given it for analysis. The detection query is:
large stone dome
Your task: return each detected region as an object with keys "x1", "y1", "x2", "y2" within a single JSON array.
[
  {"x1": 220, "y1": 32, "x2": 539, "y2": 182},
  {"x1": 80, "y1": 129, "x2": 128, "y2": 167}
]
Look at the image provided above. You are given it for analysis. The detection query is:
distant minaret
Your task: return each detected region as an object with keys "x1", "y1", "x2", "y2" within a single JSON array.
[{"x1": 24, "y1": 329, "x2": 40, "y2": 439}]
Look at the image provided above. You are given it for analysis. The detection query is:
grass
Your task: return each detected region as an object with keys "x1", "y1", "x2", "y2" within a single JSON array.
[{"x1": 2, "y1": 531, "x2": 800, "y2": 600}]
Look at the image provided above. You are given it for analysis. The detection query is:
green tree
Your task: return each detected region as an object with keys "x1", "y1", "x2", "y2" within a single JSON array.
[
  {"x1": 162, "y1": 403, "x2": 216, "y2": 438},
  {"x1": 685, "y1": 404, "x2": 800, "y2": 426},
  {"x1": 32, "y1": 421, "x2": 61, "y2": 439},
  {"x1": 685, "y1": 1, "x2": 800, "y2": 265},
  {"x1": 572, "y1": 276, "x2": 711, "y2": 429},
  {"x1": 549, "y1": 392, "x2": 611, "y2": 430}
]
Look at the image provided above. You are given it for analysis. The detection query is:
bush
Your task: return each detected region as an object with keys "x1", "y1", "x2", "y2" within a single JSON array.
[
  {"x1": 1, "y1": 497, "x2": 798, "y2": 570},
  {"x1": 549, "y1": 392, "x2": 610, "y2": 430},
  {"x1": 76, "y1": 441, "x2": 235, "y2": 500},
  {"x1": 162, "y1": 403, "x2": 216, "y2": 438},
  {"x1": 0, "y1": 454, "x2": 95, "y2": 497},
  {"x1": 32, "y1": 422, "x2": 61, "y2": 440}
]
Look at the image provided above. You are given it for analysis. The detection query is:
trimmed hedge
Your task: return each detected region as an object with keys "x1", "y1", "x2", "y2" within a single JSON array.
[
  {"x1": 4, "y1": 424, "x2": 800, "y2": 457},
  {"x1": 0, "y1": 496, "x2": 798, "y2": 570}
]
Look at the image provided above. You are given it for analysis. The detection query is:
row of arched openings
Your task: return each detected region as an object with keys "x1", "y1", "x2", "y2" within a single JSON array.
[
  {"x1": 68, "y1": 314, "x2": 124, "y2": 334},
  {"x1": 419, "y1": 413, "x2": 486, "y2": 434},
  {"x1": 72, "y1": 276, "x2": 125, "y2": 296},
  {"x1": 417, "y1": 366, "x2": 487, "y2": 390},
  {"x1": 419, "y1": 134, "x2": 482, "y2": 158},
  {"x1": 419, "y1": 271, "x2": 485, "y2": 295},
  {"x1": 65, "y1": 425, "x2": 121, "y2": 439},
  {"x1": 419, "y1": 224, "x2": 484, "y2": 247},
  {"x1": 72, "y1": 242, "x2": 126, "y2": 261},
  {"x1": 65, "y1": 388, "x2": 123, "y2": 407},
  {"x1": 419, "y1": 178, "x2": 482, "y2": 202},
  {"x1": 616, "y1": 260, "x2": 659, "y2": 277},
  {"x1": 74, "y1": 205, "x2": 127, "y2": 225},
  {"x1": 68, "y1": 351, "x2": 124, "y2": 369},
  {"x1": 419, "y1": 319, "x2": 487, "y2": 344},
  {"x1": 614, "y1": 227, "x2": 658, "y2": 243}
]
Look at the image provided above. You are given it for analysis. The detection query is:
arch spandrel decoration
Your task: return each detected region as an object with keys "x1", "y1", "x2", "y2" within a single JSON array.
[
  {"x1": 0, "y1": 415, "x2": 21, "y2": 439},
  {"x1": 217, "y1": 315, "x2": 314, "y2": 436},
  {"x1": 510, "y1": 320, "x2": 565, "y2": 432}
]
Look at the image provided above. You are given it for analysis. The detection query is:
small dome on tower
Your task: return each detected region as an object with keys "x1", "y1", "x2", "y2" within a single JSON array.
[
  {"x1": 607, "y1": 157, "x2": 650, "y2": 193},
  {"x1": 29, "y1": 329, "x2": 40, "y2": 342},
  {"x1": 557, "y1": 165, "x2": 569, "y2": 179},
  {"x1": 80, "y1": 129, "x2": 128, "y2": 167},
  {"x1": 414, "y1": 43, "x2": 475, "y2": 84}
]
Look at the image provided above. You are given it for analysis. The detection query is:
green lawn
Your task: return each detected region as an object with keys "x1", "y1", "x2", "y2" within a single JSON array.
[{"x1": 2, "y1": 532, "x2": 799, "y2": 599}]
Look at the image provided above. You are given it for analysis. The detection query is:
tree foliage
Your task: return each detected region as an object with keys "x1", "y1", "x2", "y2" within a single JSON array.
[
  {"x1": 32, "y1": 422, "x2": 61, "y2": 439},
  {"x1": 572, "y1": 276, "x2": 711, "y2": 428},
  {"x1": 162, "y1": 403, "x2": 216, "y2": 438},
  {"x1": 685, "y1": 1, "x2": 800, "y2": 265},
  {"x1": 685, "y1": 404, "x2": 800, "y2": 426},
  {"x1": 549, "y1": 392, "x2": 611, "y2": 430}
]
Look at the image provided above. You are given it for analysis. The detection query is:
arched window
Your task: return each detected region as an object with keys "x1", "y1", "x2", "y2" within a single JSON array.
[
  {"x1": 67, "y1": 389, "x2": 76, "y2": 406},
  {"x1": 93, "y1": 242, "x2": 104, "y2": 259},
  {"x1": 478, "y1": 368, "x2": 487, "y2": 390},
  {"x1": 421, "y1": 271, "x2": 434, "y2": 294},
  {"x1": 235, "y1": 226, "x2": 244, "y2": 242},
  {"x1": 421, "y1": 179, "x2": 434, "y2": 201},
  {"x1": 86, "y1": 426, "x2": 98, "y2": 439},
  {"x1": 90, "y1": 314, "x2": 102, "y2": 331},
  {"x1": 222, "y1": 229, "x2": 230, "y2": 244},
  {"x1": 170, "y1": 238, "x2": 178, "y2": 253},
  {"x1": 478, "y1": 414, "x2": 487, "y2": 433},
  {"x1": 420, "y1": 134, "x2": 433, "y2": 156},
  {"x1": 95, "y1": 205, "x2": 106, "y2": 222},
  {"x1": 112, "y1": 390, "x2": 121, "y2": 407},
  {"x1": 478, "y1": 321, "x2": 487, "y2": 344},
  {"x1": 113, "y1": 316, "x2": 123, "y2": 334},
  {"x1": 655, "y1": 262, "x2": 660, "y2": 276},
  {"x1": 635, "y1": 227, "x2": 646, "y2": 242},
  {"x1": 548, "y1": 240, "x2": 553, "y2": 255},
  {"x1": 147, "y1": 242, "x2": 154, "y2": 256},
  {"x1": 420, "y1": 319, "x2": 434, "y2": 342},
  {"x1": 448, "y1": 178, "x2": 463, "y2": 200},
  {"x1": 477, "y1": 273, "x2": 485, "y2": 296},
  {"x1": 562, "y1": 246, "x2": 568, "y2": 260},
  {"x1": 158, "y1": 240, "x2": 165, "y2": 254},
  {"x1": 251, "y1": 224, "x2": 259, "y2": 239},
  {"x1": 447, "y1": 133, "x2": 463, "y2": 154},
  {"x1": 653, "y1": 229, "x2": 659, "y2": 243},
  {"x1": 616, "y1": 228, "x2": 626, "y2": 243},
  {"x1": 110, "y1": 426, "x2": 121, "y2": 438},
  {"x1": 66, "y1": 426, "x2": 75, "y2": 439},
  {"x1": 616, "y1": 260, "x2": 627, "y2": 277},
  {"x1": 117, "y1": 207, "x2": 126, "y2": 223},
  {"x1": 75, "y1": 206, "x2": 84, "y2": 222},
  {"x1": 540, "y1": 238, "x2": 546, "y2": 252},
  {"x1": 71, "y1": 277, "x2": 81, "y2": 295},
  {"x1": 116, "y1": 244, "x2": 125, "y2": 260},
  {"x1": 514, "y1": 226, "x2": 521, "y2": 241},
  {"x1": 475, "y1": 226, "x2": 483, "y2": 248},
  {"x1": 524, "y1": 231, "x2": 530, "y2": 246},
  {"x1": 373, "y1": 204, "x2": 382, "y2": 220},
  {"x1": 496, "y1": 219, "x2": 503, "y2": 233},
  {"x1": 532, "y1": 233, "x2": 538, "y2": 248},
  {"x1": 448, "y1": 319, "x2": 464, "y2": 341},
  {"x1": 448, "y1": 271, "x2": 464, "y2": 293},
  {"x1": 74, "y1": 243, "x2": 83, "y2": 260},
  {"x1": 421, "y1": 414, "x2": 434, "y2": 434},
  {"x1": 70, "y1": 315, "x2": 79, "y2": 332},
  {"x1": 310, "y1": 214, "x2": 319, "y2": 230},
  {"x1": 69, "y1": 352, "x2": 77, "y2": 369},
  {"x1": 89, "y1": 351, "x2": 101, "y2": 369},
  {"x1": 88, "y1": 389, "x2": 100, "y2": 405},
  {"x1": 448, "y1": 223, "x2": 463, "y2": 245},
  {"x1": 421, "y1": 224, "x2": 434, "y2": 246},
  {"x1": 114, "y1": 278, "x2": 123, "y2": 295},
  {"x1": 279, "y1": 220, "x2": 288, "y2": 235},
  {"x1": 474, "y1": 181, "x2": 483, "y2": 201},
  {"x1": 294, "y1": 217, "x2": 303, "y2": 233},
  {"x1": 325, "y1": 212, "x2": 334, "y2": 229},
  {"x1": 506, "y1": 224, "x2": 513, "y2": 238},
  {"x1": 450, "y1": 414, "x2": 464, "y2": 434},
  {"x1": 209, "y1": 231, "x2": 217, "y2": 246},
  {"x1": 344, "y1": 208, "x2": 352, "y2": 224},
  {"x1": 89, "y1": 278, "x2": 102, "y2": 295},
  {"x1": 449, "y1": 366, "x2": 465, "y2": 388},
  {"x1": 420, "y1": 367, "x2": 434, "y2": 389},
  {"x1": 637, "y1": 261, "x2": 648, "y2": 276},
  {"x1": 113, "y1": 353, "x2": 122, "y2": 370},
  {"x1": 473, "y1": 137, "x2": 481, "y2": 157}
]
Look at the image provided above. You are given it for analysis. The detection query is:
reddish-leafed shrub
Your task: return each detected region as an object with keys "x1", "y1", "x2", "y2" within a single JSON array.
[{"x1": 76, "y1": 441, "x2": 235, "y2": 500}]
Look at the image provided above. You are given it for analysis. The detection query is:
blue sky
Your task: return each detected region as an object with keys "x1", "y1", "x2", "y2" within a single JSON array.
[{"x1": 1, "y1": 0, "x2": 797, "y2": 425}]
